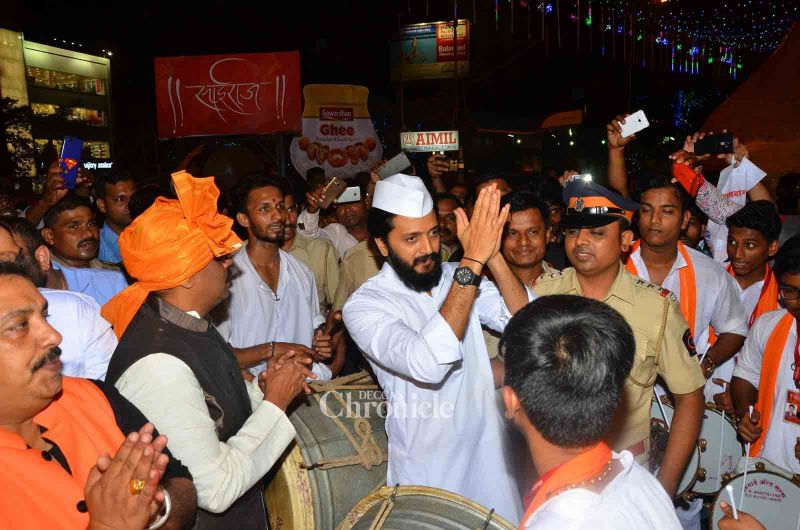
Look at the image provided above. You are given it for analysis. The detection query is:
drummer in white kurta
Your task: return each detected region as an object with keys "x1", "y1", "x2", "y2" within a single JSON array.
[
  {"x1": 343, "y1": 174, "x2": 530, "y2": 524},
  {"x1": 502, "y1": 296, "x2": 680, "y2": 530}
]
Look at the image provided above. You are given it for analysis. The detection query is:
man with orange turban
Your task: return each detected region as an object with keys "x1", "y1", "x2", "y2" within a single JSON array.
[{"x1": 102, "y1": 171, "x2": 313, "y2": 530}]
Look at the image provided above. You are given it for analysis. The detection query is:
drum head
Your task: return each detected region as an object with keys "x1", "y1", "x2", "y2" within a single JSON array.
[
  {"x1": 712, "y1": 471, "x2": 800, "y2": 529},
  {"x1": 692, "y1": 407, "x2": 744, "y2": 495}
]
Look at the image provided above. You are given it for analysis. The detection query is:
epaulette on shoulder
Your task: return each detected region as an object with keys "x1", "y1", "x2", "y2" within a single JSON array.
[{"x1": 634, "y1": 278, "x2": 679, "y2": 303}]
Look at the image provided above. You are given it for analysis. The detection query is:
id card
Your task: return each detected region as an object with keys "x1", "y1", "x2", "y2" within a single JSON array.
[{"x1": 784, "y1": 390, "x2": 800, "y2": 425}]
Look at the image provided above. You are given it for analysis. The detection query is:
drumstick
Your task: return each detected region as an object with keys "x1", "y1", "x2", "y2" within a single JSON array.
[
  {"x1": 716, "y1": 382, "x2": 727, "y2": 490},
  {"x1": 739, "y1": 405, "x2": 754, "y2": 512},
  {"x1": 725, "y1": 485, "x2": 739, "y2": 520},
  {"x1": 653, "y1": 387, "x2": 671, "y2": 431}
]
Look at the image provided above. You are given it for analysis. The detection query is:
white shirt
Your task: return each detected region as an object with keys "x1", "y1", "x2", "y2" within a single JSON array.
[
  {"x1": 216, "y1": 244, "x2": 331, "y2": 380},
  {"x1": 116, "y1": 351, "x2": 295, "y2": 513},
  {"x1": 524, "y1": 451, "x2": 681, "y2": 530},
  {"x1": 737, "y1": 278, "x2": 765, "y2": 320},
  {"x1": 705, "y1": 158, "x2": 767, "y2": 262},
  {"x1": 343, "y1": 261, "x2": 527, "y2": 524},
  {"x1": 732, "y1": 309, "x2": 800, "y2": 473},
  {"x1": 41, "y1": 288, "x2": 117, "y2": 380},
  {"x1": 628, "y1": 245, "x2": 748, "y2": 402},
  {"x1": 297, "y1": 209, "x2": 358, "y2": 258}
]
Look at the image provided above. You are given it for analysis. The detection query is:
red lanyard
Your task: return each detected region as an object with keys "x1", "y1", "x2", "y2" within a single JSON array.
[{"x1": 523, "y1": 464, "x2": 562, "y2": 510}]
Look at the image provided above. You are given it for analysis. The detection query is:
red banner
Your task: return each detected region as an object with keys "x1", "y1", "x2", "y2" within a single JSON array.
[{"x1": 154, "y1": 52, "x2": 301, "y2": 138}]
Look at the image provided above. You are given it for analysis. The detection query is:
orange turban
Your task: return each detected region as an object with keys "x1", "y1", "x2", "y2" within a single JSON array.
[{"x1": 101, "y1": 171, "x2": 242, "y2": 339}]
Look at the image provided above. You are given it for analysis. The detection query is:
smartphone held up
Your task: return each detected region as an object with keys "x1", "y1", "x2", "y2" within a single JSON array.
[{"x1": 60, "y1": 136, "x2": 84, "y2": 190}]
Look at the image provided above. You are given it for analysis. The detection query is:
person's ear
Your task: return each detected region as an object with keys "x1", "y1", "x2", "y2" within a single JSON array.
[
  {"x1": 502, "y1": 386, "x2": 522, "y2": 421},
  {"x1": 236, "y1": 212, "x2": 250, "y2": 229},
  {"x1": 96, "y1": 197, "x2": 107, "y2": 214},
  {"x1": 41, "y1": 228, "x2": 55, "y2": 246},
  {"x1": 620, "y1": 228, "x2": 635, "y2": 252},
  {"x1": 374, "y1": 237, "x2": 389, "y2": 258},
  {"x1": 680, "y1": 210, "x2": 691, "y2": 231},
  {"x1": 34, "y1": 245, "x2": 51, "y2": 272},
  {"x1": 768, "y1": 240, "x2": 780, "y2": 258}
]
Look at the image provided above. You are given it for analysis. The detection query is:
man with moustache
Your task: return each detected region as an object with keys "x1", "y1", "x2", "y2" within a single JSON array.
[
  {"x1": 41, "y1": 193, "x2": 115, "y2": 271},
  {"x1": 1, "y1": 215, "x2": 127, "y2": 308},
  {"x1": 102, "y1": 171, "x2": 312, "y2": 530},
  {"x1": 434, "y1": 193, "x2": 465, "y2": 262},
  {"x1": 0, "y1": 262, "x2": 198, "y2": 530},
  {"x1": 281, "y1": 186, "x2": 340, "y2": 313},
  {"x1": 344, "y1": 174, "x2": 530, "y2": 524},
  {"x1": 533, "y1": 179, "x2": 706, "y2": 500},
  {"x1": 215, "y1": 173, "x2": 336, "y2": 379}
]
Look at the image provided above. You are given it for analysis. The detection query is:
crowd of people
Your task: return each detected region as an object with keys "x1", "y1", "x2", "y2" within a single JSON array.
[{"x1": 0, "y1": 113, "x2": 798, "y2": 530}]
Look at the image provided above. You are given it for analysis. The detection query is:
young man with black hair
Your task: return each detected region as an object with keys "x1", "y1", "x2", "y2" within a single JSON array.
[
  {"x1": 624, "y1": 174, "x2": 748, "y2": 410},
  {"x1": 680, "y1": 204, "x2": 711, "y2": 257},
  {"x1": 726, "y1": 200, "x2": 782, "y2": 325},
  {"x1": 533, "y1": 179, "x2": 705, "y2": 501},
  {"x1": 215, "y1": 173, "x2": 336, "y2": 380},
  {"x1": 343, "y1": 173, "x2": 530, "y2": 523},
  {"x1": 503, "y1": 295, "x2": 680, "y2": 529},
  {"x1": 94, "y1": 171, "x2": 137, "y2": 265},
  {"x1": 733, "y1": 235, "x2": 800, "y2": 475}
]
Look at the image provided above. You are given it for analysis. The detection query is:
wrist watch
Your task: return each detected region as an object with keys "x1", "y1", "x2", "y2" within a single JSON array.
[{"x1": 454, "y1": 266, "x2": 482, "y2": 288}]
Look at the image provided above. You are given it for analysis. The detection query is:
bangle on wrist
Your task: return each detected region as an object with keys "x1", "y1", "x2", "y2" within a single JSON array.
[
  {"x1": 610, "y1": 145, "x2": 625, "y2": 152},
  {"x1": 147, "y1": 487, "x2": 171, "y2": 530}
]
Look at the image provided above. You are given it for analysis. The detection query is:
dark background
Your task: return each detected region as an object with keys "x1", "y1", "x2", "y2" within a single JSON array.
[{"x1": 1, "y1": 0, "x2": 793, "y2": 182}]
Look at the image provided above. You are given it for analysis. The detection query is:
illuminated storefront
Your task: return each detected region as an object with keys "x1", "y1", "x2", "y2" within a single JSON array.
[{"x1": 0, "y1": 31, "x2": 113, "y2": 175}]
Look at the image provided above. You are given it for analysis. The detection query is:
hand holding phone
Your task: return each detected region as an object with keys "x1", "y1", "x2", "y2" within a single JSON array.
[
  {"x1": 619, "y1": 110, "x2": 649, "y2": 138},
  {"x1": 59, "y1": 136, "x2": 84, "y2": 190},
  {"x1": 318, "y1": 176, "x2": 348, "y2": 210},
  {"x1": 694, "y1": 133, "x2": 734, "y2": 156}
]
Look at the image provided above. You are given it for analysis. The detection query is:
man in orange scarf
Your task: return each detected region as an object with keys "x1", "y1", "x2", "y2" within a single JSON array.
[
  {"x1": 733, "y1": 235, "x2": 800, "y2": 475},
  {"x1": 726, "y1": 201, "x2": 782, "y2": 325},
  {"x1": 102, "y1": 171, "x2": 313, "y2": 530},
  {"x1": 0, "y1": 262, "x2": 197, "y2": 530},
  {"x1": 503, "y1": 295, "x2": 680, "y2": 529}
]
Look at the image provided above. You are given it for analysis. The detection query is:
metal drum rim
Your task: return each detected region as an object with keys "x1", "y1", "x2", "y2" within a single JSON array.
[
  {"x1": 710, "y1": 469, "x2": 800, "y2": 527},
  {"x1": 338, "y1": 485, "x2": 515, "y2": 530}
]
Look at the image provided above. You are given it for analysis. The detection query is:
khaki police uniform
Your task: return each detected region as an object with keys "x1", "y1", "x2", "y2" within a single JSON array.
[
  {"x1": 333, "y1": 239, "x2": 381, "y2": 311},
  {"x1": 287, "y1": 233, "x2": 340, "y2": 313},
  {"x1": 534, "y1": 265, "x2": 706, "y2": 455}
]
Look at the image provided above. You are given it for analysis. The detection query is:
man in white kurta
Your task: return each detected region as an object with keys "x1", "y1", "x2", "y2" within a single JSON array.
[
  {"x1": 216, "y1": 242, "x2": 331, "y2": 380},
  {"x1": 344, "y1": 174, "x2": 528, "y2": 524}
]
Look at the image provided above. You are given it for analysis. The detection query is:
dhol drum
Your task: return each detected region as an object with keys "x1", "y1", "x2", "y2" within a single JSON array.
[
  {"x1": 650, "y1": 399, "x2": 702, "y2": 499},
  {"x1": 264, "y1": 372, "x2": 389, "y2": 530},
  {"x1": 711, "y1": 459, "x2": 800, "y2": 529},
  {"x1": 691, "y1": 403, "x2": 745, "y2": 495},
  {"x1": 339, "y1": 485, "x2": 515, "y2": 530}
]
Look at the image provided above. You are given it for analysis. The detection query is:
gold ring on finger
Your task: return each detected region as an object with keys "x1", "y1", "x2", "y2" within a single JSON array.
[{"x1": 129, "y1": 478, "x2": 146, "y2": 496}]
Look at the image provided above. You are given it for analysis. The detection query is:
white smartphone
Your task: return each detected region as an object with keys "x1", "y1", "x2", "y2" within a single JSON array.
[
  {"x1": 334, "y1": 186, "x2": 361, "y2": 204},
  {"x1": 619, "y1": 110, "x2": 649, "y2": 138}
]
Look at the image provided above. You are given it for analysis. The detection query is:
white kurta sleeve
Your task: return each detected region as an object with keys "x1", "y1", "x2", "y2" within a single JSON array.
[
  {"x1": 473, "y1": 278, "x2": 534, "y2": 333},
  {"x1": 732, "y1": 316, "x2": 770, "y2": 389},
  {"x1": 76, "y1": 296, "x2": 117, "y2": 381},
  {"x1": 344, "y1": 296, "x2": 462, "y2": 384},
  {"x1": 114, "y1": 354, "x2": 296, "y2": 514},
  {"x1": 710, "y1": 273, "x2": 749, "y2": 337}
]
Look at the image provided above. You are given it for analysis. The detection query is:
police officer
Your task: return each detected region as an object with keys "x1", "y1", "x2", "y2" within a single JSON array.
[{"x1": 533, "y1": 178, "x2": 705, "y2": 498}]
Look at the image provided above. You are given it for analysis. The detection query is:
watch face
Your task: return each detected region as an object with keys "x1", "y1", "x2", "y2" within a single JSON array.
[{"x1": 455, "y1": 266, "x2": 475, "y2": 285}]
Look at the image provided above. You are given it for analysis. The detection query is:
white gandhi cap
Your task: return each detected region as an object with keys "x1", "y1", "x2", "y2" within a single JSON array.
[{"x1": 371, "y1": 173, "x2": 434, "y2": 218}]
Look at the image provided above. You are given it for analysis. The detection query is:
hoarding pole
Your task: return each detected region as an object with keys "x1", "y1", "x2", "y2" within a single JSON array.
[{"x1": 453, "y1": 0, "x2": 459, "y2": 131}]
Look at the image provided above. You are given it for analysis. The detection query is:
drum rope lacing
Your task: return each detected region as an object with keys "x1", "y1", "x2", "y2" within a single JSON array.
[{"x1": 305, "y1": 371, "x2": 387, "y2": 471}]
